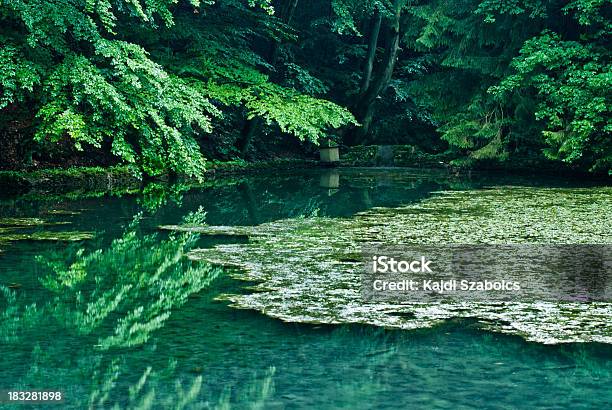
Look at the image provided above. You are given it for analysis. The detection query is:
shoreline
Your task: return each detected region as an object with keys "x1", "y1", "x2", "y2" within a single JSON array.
[
  {"x1": 1, "y1": 147, "x2": 608, "y2": 199},
  {"x1": 0, "y1": 159, "x2": 319, "y2": 198}
]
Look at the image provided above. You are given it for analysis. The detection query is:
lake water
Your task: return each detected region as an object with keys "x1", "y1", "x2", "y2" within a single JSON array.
[{"x1": 0, "y1": 168, "x2": 610, "y2": 409}]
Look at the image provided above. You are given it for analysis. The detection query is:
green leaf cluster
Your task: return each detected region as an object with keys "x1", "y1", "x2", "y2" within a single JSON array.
[
  {"x1": 0, "y1": 0, "x2": 355, "y2": 176},
  {"x1": 404, "y1": 0, "x2": 610, "y2": 172}
]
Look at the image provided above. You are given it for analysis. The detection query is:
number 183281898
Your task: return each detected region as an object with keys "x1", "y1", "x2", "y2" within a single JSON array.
[{"x1": 1, "y1": 390, "x2": 64, "y2": 403}]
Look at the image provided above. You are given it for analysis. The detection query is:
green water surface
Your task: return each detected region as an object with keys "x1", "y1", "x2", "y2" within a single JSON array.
[{"x1": 0, "y1": 168, "x2": 610, "y2": 409}]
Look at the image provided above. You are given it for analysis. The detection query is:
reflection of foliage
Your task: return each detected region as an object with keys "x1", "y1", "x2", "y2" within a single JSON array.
[
  {"x1": 139, "y1": 182, "x2": 191, "y2": 213},
  {"x1": 38, "y1": 210, "x2": 220, "y2": 349},
  {"x1": 173, "y1": 170, "x2": 448, "y2": 226},
  {"x1": 0, "y1": 210, "x2": 228, "y2": 408},
  {"x1": 88, "y1": 358, "x2": 203, "y2": 409},
  {"x1": 215, "y1": 366, "x2": 276, "y2": 410}
]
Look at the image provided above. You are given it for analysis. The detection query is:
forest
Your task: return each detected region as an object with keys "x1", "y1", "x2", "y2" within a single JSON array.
[
  {"x1": 1, "y1": 2, "x2": 612, "y2": 407},
  {"x1": 1, "y1": 0, "x2": 610, "y2": 177}
]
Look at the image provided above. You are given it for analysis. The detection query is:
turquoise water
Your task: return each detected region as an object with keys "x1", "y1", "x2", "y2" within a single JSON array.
[{"x1": 0, "y1": 168, "x2": 610, "y2": 409}]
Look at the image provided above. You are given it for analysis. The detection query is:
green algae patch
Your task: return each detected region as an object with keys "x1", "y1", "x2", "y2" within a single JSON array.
[
  {"x1": 183, "y1": 186, "x2": 612, "y2": 344},
  {"x1": 158, "y1": 225, "x2": 252, "y2": 237},
  {"x1": 44, "y1": 210, "x2": 82, "y2": 216},
  {"x1": 0, "y1": 217, "x2": 88, "y2": 245},
  {"x1": 0, "y1": 217, "x2": 70, "y2": 227},
  {"x1": 2, "y1": 231, "x2": 94, "y2": 242}
]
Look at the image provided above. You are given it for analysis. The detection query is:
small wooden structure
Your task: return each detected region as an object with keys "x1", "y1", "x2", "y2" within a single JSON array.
[{"x1": 320, "y1": 139, "x2": 340, "y2": 165}]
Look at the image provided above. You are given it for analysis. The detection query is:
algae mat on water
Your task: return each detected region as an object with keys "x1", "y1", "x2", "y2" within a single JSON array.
[
  {"x1": 180, "y1": 187, "x2": 612, "y2": 344},
  {"x1": 0, "y1": 217, "x2": 93, "y2": 252}
]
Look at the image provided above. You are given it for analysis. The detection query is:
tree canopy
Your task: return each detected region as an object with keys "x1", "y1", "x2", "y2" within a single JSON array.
[{"x1": 1, "y1": 0, "x2": 610, "y2": 175}]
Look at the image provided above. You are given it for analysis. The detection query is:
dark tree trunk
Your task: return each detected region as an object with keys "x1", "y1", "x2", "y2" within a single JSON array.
[
  {"x1": 358, "y1": 103, "x2": 376, "y2": 142},
  {"x1": 346, "y1": 0, "x2": 402, "y2": 146},
  {"x1": 360, "y1": 10, "x2": 382, "y2": 95}
]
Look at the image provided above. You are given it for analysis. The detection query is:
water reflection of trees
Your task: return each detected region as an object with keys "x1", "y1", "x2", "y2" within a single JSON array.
[
  {"x1": 167, "y1": 170, "x2": 448, "y2": 226},
  {"x1": 0, "y1": 208, "x2": 440, "y2": 408},
  {"x1": 0, "y1": 210, "x2": 270, "y2": 409}
]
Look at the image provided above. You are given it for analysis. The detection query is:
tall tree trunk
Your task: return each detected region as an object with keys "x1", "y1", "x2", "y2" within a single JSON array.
[
  {"x1": 358, "y1": 103, "x2": 377, "y2": 143},
  {"x1": 347, "y1": 0, "x2": 402, "y2": 146},
  {"x1": 360, "y1": 10, "x2": 382, "y2": 95}
]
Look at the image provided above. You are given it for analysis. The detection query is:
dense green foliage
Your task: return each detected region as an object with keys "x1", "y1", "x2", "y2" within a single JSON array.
[
  {"x1": 405, "y1": 0, "x2": 611, "y2": 172},
  {"x1": 1, "y1": 0, "x2": 610, "y2": 175},
  {"x1": 0, "y1": 0, "x2": 355, "y2": 177}
]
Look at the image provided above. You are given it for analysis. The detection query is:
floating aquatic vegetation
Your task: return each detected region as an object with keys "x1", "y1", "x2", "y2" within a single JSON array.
[
  {"x1": 0, "y1": 217, "x2": 87, "y2": 251},
  {"x1": 44, "y1": 209, "x2": 82, "y2": 216},
  {"x1": 1, "y1": 231, "x2": 94, "y2": 242},
  {"x1": 0, "y1": 217, "x2": 70, "y2": 227},
  {"x1": 158, "y1": 224, "x2": 253, "y2": 237},
  {"x1": 185, "y1": 187, "x2": 612, "y2": 344}
]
